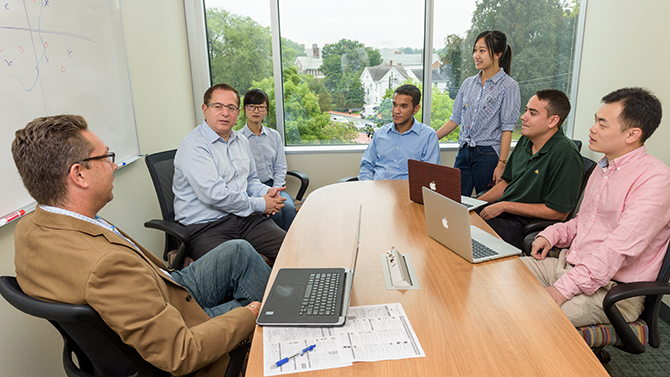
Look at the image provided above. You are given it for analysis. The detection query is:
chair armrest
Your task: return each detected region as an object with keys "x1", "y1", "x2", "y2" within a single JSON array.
[
  {"x1": 523, "y1": 219, "x2": 559, "y2": 235},
  {"x1": 337, "y1": 176, "x2": 358, "y2": 183},
  {"x1": 602, "y1": 281, "x2": 670, "y2": 354},
  {"x1": 287, "y1": 170, "x2": 309, "y2": 201},
  {"x1": 521, "y1": 231, "x2": 540, "y2": 256},
  {"x1": 144, "y1": 219, "x2": 189, "y2": 244}
]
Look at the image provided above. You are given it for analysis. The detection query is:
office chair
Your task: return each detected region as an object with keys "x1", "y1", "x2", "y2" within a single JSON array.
[
  {"x1": 575, "y1": 241, "x2": 670, "y2": 363},
  {"x1": 521, "y1": 156, "x2": 597, "y2": 254},
  {"x1": 144, "y1": 149, "x2": 309, "y2": 268},
  {"x1": 0, "y1": 276, "x2": 210, "y2": 377},
  {"x1": 337, "y1": 176, "x2": 359, "y2": 183},
  {"x1": 144, "y1": 149, "x2": 191, "y2": 269},
  {"x1": 572, "y1": 139, "x2": 583, "y2": 152}
]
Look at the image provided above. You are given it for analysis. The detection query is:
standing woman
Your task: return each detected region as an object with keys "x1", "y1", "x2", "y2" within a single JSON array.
[
  {"x1": 436, "y1": 30, "x2": 520, "y2": 196},
  {"x1": 240, "y1": 89, "x2": 296, "y2": 231}
]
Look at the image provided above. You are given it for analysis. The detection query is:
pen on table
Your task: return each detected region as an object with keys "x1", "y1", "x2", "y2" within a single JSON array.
[
  {"x1": 272, "y1": 344, "x2": 316, "y2": 369},
  {"x1": 0, "y1": 209, "x2": 26, "y2": 226}
]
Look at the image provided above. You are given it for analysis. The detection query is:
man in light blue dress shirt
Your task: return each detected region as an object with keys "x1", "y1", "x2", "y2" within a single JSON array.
[
  {"x1": 173, "y1": 84, "x2": 286, "y2": 261},
  {"x1": 358, "y1": 84, "x2": 441, "y2": 181}
]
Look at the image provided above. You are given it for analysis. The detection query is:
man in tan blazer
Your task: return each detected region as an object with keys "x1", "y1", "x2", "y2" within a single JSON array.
[{"x1": 11, "y1": 115, "x2": 271, "y2": 376}]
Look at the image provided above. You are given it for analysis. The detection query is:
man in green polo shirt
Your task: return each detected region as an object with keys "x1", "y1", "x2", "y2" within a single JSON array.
[{"x1": 476, "y1": 89, "x2": 583, "y2": 249}]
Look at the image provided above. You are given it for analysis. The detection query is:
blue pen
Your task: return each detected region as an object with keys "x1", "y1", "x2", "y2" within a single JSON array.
[{"x1": 272, "y1": 344, "x2": 316, "y2": 368}]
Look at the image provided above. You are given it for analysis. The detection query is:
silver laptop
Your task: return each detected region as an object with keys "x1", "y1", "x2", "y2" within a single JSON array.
[
  {"x1": 407, "y1": 159, "x2": 487, "y2": 211},
  {"x1": 422, "y1": 187, "x2": 520, "y2": 263},
  {"x1": 256, "y1": 206, "x2": 362, "y2": 326}
]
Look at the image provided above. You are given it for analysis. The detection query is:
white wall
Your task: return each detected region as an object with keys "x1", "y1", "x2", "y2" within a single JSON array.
[
  {"x1": 572, "y1": 0, "x2": 670, "y2": 306},
  {"x1": 0, "y1": 1, "x2": 196, "y2": 375},
  {"x1": 573, "y1": 0, "x2": 670, "y2": 164}
]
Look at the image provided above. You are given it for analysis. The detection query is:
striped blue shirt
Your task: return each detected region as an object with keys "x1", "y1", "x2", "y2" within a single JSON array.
[{"x1": 450, "y1": 68, "x2": 520, "y2": 156}]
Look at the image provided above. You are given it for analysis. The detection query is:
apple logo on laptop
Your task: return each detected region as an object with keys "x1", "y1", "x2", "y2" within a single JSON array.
[
  {"x1": 442, "y1": 217, "x2": 449, "y2": 229},
  {"x1": 429, "y1": 181, "x2": 437, "y2": 190}
]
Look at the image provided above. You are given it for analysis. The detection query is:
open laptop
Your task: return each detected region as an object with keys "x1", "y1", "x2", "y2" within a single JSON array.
[
  {"x1": 407, "y1": 159, "x2": 487, "y2": 211},
  {"x1": 422, "y1": 187, "x2": 520, "y2": 263},
  {"x1": 256, "y1": 206, "x2": 362, "y2": 326}
]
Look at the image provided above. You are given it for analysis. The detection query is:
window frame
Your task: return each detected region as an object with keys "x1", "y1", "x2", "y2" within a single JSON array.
[{"x1": 184, "y1": 0, "x2": 587, "y2": 152}]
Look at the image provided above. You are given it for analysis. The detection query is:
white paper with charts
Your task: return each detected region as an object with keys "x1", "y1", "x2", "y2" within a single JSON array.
[{"x1": 263, "y1": 303, "x2": 425, "y2": 376}]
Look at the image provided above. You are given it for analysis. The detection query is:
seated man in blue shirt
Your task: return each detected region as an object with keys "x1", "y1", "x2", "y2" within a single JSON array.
[
  {"x1": 358, "y1": 84, "x2": 441, "y2": 180},
  {"x1": 173, "y1": 83, "x2": 286, "y2": 262}
]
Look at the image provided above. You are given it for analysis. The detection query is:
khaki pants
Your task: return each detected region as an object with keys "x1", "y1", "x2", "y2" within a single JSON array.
[{"x1": 520, "y1": 249, "x2": 645, "y2": 327}]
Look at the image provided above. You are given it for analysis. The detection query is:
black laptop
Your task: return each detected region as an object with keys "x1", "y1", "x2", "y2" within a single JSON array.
[{"x1": 256, "y1": 206, "x2": 362, "y2": 326}]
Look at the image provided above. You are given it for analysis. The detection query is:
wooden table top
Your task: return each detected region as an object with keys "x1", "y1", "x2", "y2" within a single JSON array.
[{"x1": 246, "y1": 180, "x2": 608, "y2": 377}]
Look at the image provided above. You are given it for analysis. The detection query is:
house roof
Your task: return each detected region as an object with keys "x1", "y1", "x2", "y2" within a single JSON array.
[
  {"x1": 294, "y1": 56, "x2": 323, "y2": 71},
  {"x1": 410, "y1": 68, "x2": 449, "y2": 83},
  {"x1": 364, "y1": 61, "x2": 410, "y2": 82}
]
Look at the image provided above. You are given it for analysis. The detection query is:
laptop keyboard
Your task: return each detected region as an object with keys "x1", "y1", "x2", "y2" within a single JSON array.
[
  {"x1": 472, "y1": 239, "x2": 499, "y2": 259},
  {"x1": 462, "y1": 202, "x2": 473, "y2": 209},
  {"x1": 299, "y1": 272, "x2": 341, "y2": 316}
]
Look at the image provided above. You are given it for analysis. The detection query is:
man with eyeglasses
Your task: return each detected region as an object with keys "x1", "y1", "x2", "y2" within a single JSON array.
[
  {"x1": 173, "y1": 83, "x2": 286, "y2": 262},
  {"x1": 358, "y1": 84, "x2": 441, "y2": 181},
  {"x1": 12, "y1": 115, "x2": 270, "y2": 376}
]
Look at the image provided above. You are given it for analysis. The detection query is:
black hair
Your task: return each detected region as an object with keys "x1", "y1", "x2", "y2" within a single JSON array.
[
  {"x1": 394, "y1": 84, "x2": 421, "y2": 107},
  {"x1": 601, "y1": 87, "x2": 662, "y2": 143},
  {"x1": 243, "y1": 88, "x2": 269, "y2": 107},
  {"x1": 535, "y1": 89, "x2": 571, "y2": 128},
  {"x1": 474, "y1": 30, "x2": 512, "y2": 75}
]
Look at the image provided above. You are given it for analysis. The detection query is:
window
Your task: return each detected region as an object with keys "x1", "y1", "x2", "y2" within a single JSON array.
[{"x1": 192, "y1": 0, "x2": 585, "y2": 148}]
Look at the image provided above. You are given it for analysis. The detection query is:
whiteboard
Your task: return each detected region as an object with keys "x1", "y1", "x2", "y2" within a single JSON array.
[{"x1": 0, "y1": 0, "x2": 139, "y2": 221}]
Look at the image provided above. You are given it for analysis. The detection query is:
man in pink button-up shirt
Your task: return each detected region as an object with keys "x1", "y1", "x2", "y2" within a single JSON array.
[{"x1": 523, "y1": 87, "x2": 670, "y2": 327}]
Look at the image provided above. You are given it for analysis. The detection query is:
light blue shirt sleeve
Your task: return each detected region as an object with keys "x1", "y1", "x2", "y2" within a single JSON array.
[
  {"x1": 500, "y1": 80, "x2": 521, "y2": 132},
  {"x1": 271, "y1": 131, "x2": 288, "y2": 187},
  {"x1": 423, "y1": 130, "x2": 441, "y2": 165},
  {"x1": 358, "y1": 130, "x2": 379, "y2": 181},
  {"x1": 173, "y1": 123, "x2": 270, "y2": 225}
]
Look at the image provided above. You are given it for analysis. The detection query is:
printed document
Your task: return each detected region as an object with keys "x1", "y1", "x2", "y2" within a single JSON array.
[{"x1": 263, "y1": 303, "x2": 425, "y2": 375}]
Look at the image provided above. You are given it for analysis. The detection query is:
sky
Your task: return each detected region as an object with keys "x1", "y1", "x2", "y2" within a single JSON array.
[{"x1": 204, "y1": 0, "x2": 477, "y2": 51}]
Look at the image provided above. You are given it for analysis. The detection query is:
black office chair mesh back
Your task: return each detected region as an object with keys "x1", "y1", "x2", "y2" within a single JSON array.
[
  {"x1": 642, "y1": 244, "x2": 670, "y2": 348},
  {"x1": 145, "y1": 150, "x2": 181, "y2": 257},
  {"x1": 568, "y1": 156, "x2": 598, "y2": 219},
  {"x1": 0, "y1": 276, "x2": 171, "y2": 377}
]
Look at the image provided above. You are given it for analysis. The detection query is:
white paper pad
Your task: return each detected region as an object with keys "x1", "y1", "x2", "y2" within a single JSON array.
[{"x1": 263, "y1": 303, "x2": 425, "y2": 376}]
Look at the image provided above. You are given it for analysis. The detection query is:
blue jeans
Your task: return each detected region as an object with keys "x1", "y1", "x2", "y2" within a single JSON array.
[
  {"x1": 454, "y1": 145, "x2": 499, "y2": 196},
  {"x1": 170, "y1": 239, "x2": 270, "y2": 318},
  {"x1": 264, "y1": 180, "x2": 297, "y2": 231}
]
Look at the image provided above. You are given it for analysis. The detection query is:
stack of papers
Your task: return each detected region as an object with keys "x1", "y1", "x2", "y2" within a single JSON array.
[{"x1": 263, "y1": 303, "x2": 425, "y2": 375}]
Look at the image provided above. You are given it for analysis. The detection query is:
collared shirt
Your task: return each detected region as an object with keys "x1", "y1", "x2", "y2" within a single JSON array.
[
  {"x1": 358, "y1": 118, "x2": 441, "y2": 181},
  {"x1": 499, "y1": 128, "x2": 583, "y2": 213},
  {"x1": 539, "y1": 146, "x2": 670, "y2": 300},
  {"x1": 39, "y1": 205, "x2": 174, "y2": 280},
  {"x1": 450, "y1": 68, "x2": 520, "y2": 156},
  {"x1": 173, "y1": 121, "x2": 269, "y2": 225},
  {"x1": 240, "y1": 123, "x2": 287, "y2": 187}
]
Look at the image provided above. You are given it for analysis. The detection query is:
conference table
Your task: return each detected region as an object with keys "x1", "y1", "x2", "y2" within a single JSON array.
[{"x1": 246, "y1": 180, "x2": 608, "y2": 376}]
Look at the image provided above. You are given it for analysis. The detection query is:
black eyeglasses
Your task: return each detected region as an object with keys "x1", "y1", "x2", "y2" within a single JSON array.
[
  {"x1": 246, "y1": 104, "x2": 268, "y2": 112},
  {"x1": 81, "y1": 152, "x2": 115, "y2": 164},
  {"x1": 68, "y1": 152, "x2": 115, "y2": 173},
  {"x1": 206, "y1": 103, "x2": 240, "y2": 112}
]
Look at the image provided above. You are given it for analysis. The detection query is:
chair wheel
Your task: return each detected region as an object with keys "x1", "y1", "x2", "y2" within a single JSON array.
[{"x1": 596, "y1": 349, "x2": 611, "y2": 363}]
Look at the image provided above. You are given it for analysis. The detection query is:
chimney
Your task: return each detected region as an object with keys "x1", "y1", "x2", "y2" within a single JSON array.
[
  {"x1": 312, "y1": 44, "x2": 320, "y2": 58},
  {"x1": 389, "y1": 60, "x2": 393, "y2": 66}
]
